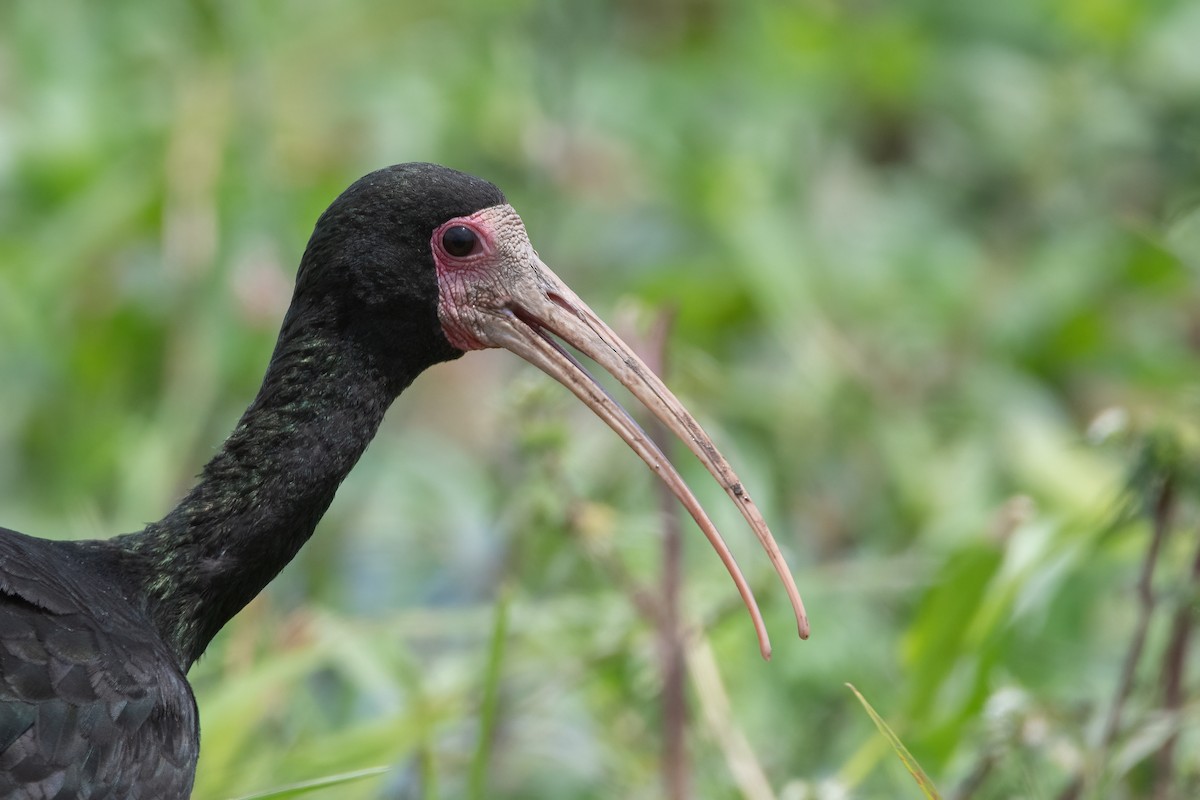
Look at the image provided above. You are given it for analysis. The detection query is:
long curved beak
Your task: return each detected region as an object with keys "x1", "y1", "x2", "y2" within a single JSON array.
[{"x1": 435, "y1": 207, "x2": 808, "y2": 659}]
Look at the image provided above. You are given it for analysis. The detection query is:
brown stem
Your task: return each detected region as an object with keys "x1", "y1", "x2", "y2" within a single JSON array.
[
  {"x1": 950, "y1": 753, "x2": 995, "y2": 800},
  {"x1": 1102, "y1": 476, "x2": 1175, "y2": 746},
  {"x1": 646, "y1": 310, "x2": 690, "y2": 800},
  {"x1": 1153, "y1": 522, "x2": 1200, "y2": 800},
  {"x1": 1061, "y1": 473, "x2": 1177, "y2": 800},
  {"x1": 1080, "y1": 474, "x2": 1175, "y2": 799}
]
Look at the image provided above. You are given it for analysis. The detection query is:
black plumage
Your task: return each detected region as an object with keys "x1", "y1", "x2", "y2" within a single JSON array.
[
  {"x1": 0, "y1": 530, "x2": 196, "y2": 797},
  {"x1": 0, "y1": 163, "x2": 807, "y2": 799}
]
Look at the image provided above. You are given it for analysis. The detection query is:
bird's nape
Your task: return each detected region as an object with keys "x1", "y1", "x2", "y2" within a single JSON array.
[{"x1": 431, "y1": 202, "x2": 809, "y2": 657}]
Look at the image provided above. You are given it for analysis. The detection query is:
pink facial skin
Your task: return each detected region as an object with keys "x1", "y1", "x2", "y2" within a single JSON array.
[{"x1": 432, "y1": 205, "x2": 534, "y2": 353}]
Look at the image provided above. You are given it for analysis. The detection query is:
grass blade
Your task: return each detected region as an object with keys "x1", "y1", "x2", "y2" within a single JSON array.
[
  {"x1": 846, "y1": 683, "x2": 941, "y2": 799},
  {"x1": 227, "y1": 766, "x2": 390, "y2": 800},
  {"x1": 470, "y1": 584, "x2": 511, "y2": 800}
]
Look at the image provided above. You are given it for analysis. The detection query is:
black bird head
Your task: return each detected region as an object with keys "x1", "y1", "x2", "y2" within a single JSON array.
[
  {"x1": 287, "y1": 164, "x2": 504, "y2": 383},
  {"x1": 289, "y1": 162, "x2": 808, "y2": 658}
]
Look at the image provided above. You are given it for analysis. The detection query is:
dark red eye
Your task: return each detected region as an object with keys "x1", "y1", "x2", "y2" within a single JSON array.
[{"x1": 442, "y1": 225, "x2": 478, "y2": 257}]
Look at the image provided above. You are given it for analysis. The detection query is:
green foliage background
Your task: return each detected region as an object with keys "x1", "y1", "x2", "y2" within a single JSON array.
[{"x1": 2, "y1": 1, "x2": 1199, "y2": 797}]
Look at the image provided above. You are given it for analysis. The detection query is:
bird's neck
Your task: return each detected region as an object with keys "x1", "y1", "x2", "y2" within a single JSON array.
[{"x1": 119, "y1": 311, "x2": 409, "y2": 669}]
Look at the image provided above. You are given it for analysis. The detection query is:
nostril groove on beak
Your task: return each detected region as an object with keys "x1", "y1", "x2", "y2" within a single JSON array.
[
  {"x1": 546, "y1": 292, "x2": 578, "y2": 316},
  {"x1": 510, "y1": 306, "x2": 543, "y2": 334}
]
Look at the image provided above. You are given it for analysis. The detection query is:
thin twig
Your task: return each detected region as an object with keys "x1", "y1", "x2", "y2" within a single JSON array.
[
  {"x1": 950, "y1": 753, "x2": 994, "y2": 800},
  {"x1": 645, "y1": 310, "x2": 690, "y2": 800},
  {"x1": 1100, "y1": 475, "x2": 1175, "y2": 748},
  {"x1": 1063, "y1": 474, "x2": 1177, "y2": 800},
  {"x1": 1153, "y1": 522, "x2": 1200, "y2": 799}
]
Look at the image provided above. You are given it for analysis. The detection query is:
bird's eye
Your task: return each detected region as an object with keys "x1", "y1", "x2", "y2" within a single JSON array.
[{"x1": 442, "y1": 225, "x2": 478, "y2": 257}]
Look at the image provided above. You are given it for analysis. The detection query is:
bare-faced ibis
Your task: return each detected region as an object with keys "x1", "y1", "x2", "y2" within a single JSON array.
[{"x1": 0, "y1": 163, "x2": 807, "y2": 798}]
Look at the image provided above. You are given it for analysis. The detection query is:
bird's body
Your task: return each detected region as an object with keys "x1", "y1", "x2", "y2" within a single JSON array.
[
  {"x1": 0, "y1": 164, "x2": 806, "y2": 798},
  {"x1": 0, "y1": 531, "x2": 197, "y2": 797}
]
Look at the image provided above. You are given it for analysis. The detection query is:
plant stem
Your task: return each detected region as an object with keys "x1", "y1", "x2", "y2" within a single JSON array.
[
  {"x1": 1153, "y1": 523, "x2": 1200, "y2": 799},
  {"x1": 647, "y1": 310, "x2": 690, "y2": 800},
  {"x1": 1101, "y1": 475, "x2": 1174, "y2": 748},
  {"x1": 1063, "y1": 474, "x2": 1177, "y2": 800}
]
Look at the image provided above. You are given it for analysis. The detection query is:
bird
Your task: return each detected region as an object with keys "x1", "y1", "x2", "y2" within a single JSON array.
[{"x1": 0, "y1": 163, "x2": 808, "y2": 799}]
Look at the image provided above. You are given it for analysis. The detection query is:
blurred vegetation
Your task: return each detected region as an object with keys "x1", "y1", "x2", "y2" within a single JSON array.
[{"x1": 2, "y1": 0, "x2": 1200, "y2": 798}]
